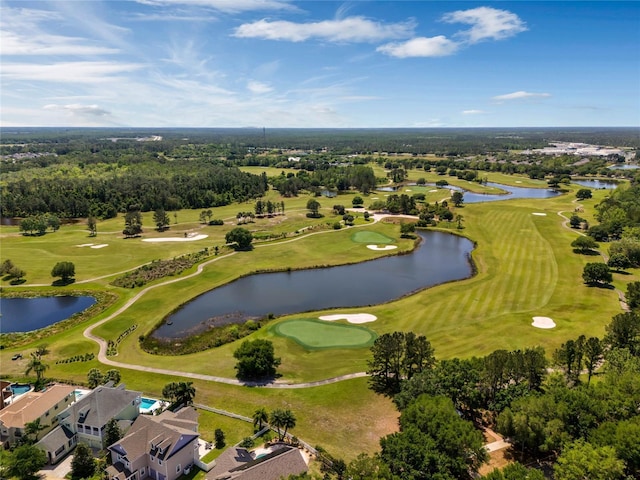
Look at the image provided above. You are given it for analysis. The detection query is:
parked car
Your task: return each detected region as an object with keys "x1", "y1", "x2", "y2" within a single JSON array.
[{"x1": 11, "y1": 353, "x2": 22, "y2": 360}]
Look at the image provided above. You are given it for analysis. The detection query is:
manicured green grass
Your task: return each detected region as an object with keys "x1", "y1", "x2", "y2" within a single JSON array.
[
  {"x1": 273, "y1": 319, "x2": 377, "y2": 349},
  {"x1": 351, "y1": 230, "x2": 395, "y2": 244}
]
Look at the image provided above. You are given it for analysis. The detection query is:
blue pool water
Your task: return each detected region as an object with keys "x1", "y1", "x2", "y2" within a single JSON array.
[
  {"x1": 140, "y1": 398, "x2": 157, "y2": 409},
  {"x1": 11, "y1": 384, "x2": 31, "y2": 395}
]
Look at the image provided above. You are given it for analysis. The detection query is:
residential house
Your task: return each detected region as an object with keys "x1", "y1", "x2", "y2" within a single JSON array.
[
  {"x1": 0, "y1": 381, "x2": 12, "y2": 410},
  {"x1": 0, "y1": 384, "x2": 75, "y2": 449},
  {"x1": 207, "y1": 444, "x2": 308, "y2": 480},
  {"x1": 37, "y1": 383, "x2": 141, "y2": 464},
  {"x1": 107, "y1": 406, "x2": 200, "y2": 480}
]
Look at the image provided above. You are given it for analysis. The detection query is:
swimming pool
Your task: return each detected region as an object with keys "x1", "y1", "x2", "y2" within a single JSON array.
[
  {"x1": 10, "y1": 384, "x2": 32, "y2": 395},
  {"x1": 140, "y1": 397, "x2": 161, "y2": 413}
]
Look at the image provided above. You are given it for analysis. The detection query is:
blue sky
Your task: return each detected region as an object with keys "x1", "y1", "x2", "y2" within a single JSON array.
[{"x1": 1, "y1": 1, "x2": 638, "y2": 128}]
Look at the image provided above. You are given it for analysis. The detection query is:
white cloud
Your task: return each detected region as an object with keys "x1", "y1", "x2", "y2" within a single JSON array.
[
  {"x1": 233, "y1": 17, "x2": 415, "y2": 42},
  {"x1": 1, "y1": 62, "x2": 145, "y2": 84},
  {"x1": 43, "y1": 104, "x2": 111, "y2": 117},
  {"x1": 247, "y1": 80, "x2": 273, "y2": 94},
  {"x1": 443, "y1": 6, "x2": 527, "y2": 44},
  {"x1": 376, "y1": 36, "x2": 459, "y2": 58},
  {"x1": 492, "y1": 91, "x2": 551, "y2": 102},
  {"x1": 1, "y1": 31, "x2": 119, "y2": 56},
  {"x1": 136, "y1": 0, "x2": 294, "y2": 13},
  {"x1": 462, "y1": 109, "x2": 487, "y2": 115}
]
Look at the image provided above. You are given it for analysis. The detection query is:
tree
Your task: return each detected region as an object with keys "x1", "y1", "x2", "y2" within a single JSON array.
[
  {"x1": 153, "y1": 208, "x2": 170, "y2": 231},
  {"x1": 51, "y1": 261, "x2": 75, "y2": 283},
  {"x1": 25, "y1": 353, "x2": 48, "y2": 386},
  {"x1": 604, "y1": 311, "x2": 640, "y2": 355},
  {"x1": 608, "y1": 253, "x2": 631, "y2": 271},
  {"x1": 104, "y1": 369, "x2": 121, "y2": 385},
  {"x1": 214, "y1": 429, "x2": 225, "y2": 449},
  {"x1": 367, "y1": 332, "x2": 435, "y2": 396},
  {"x1": 123, "y1": 208, "x2": 142, "y2": 237},
  {"x1": 103, "y1": 418, "x2": 122, "y2": 449},
  {"x1": 582, "y1": 263, "x2": 612, "y2": 285},
  {"x1": 233, "y1": 339, "x2": 281, "y2": 380},
  {"x1": 576, "y1": 188, "x2": 593, "y2": 200},
  {"x1": 626, "y1": 281, "x2": 640, "y2": 309},
  {"x1": 174, "y1": 381, "x2": 196, "y2": 406},
  {"x1": 225, "y1": 227, "x2": 253, "y2": 250},
  {"x1": 87, "y1": 216, "x2": 97, "y2": 236},
  {"x1": 399, "y1": 222, "x2": 415, "y2": 237},
  {"x1": 87, "y1": 368, "x2": 104, "y2": 388},
  {"x1": 46, "y1": 214, "x2": 61, "y2": 232},
  {"x1": 352, "y1": 196, "x2": 364, "y2": 207},
  {"x1": 0, "y1": 259, "x2": 15, "y2": 276},
  {"x1": 24, "y1": 418, "x2": 46, "y2": 443},
  {"x1": 306, "y1": 198, "x2": 322, "y2": 218},
  {"x1": 2, "y1": 444, "x2": 47, "y2": 480},
  {"x1": 482, "y1": 463, "x2": 545, "y2": 480},
  {"x1": 554, "y1": 440, "x2": 624, "y2": 480},
  {"x1": 569, "y1": 214, "x2": 584, "y2": 229},
  {"x1": 269, "y1": 409, "x2": 296, "y2": 441},
  {"x1": 253, "y1": 407, "x2": 268, "y2": 430},
  {"x1": 571, "y1": 236, "x2": 599, "y2": 253},
  {"x1": 333, "y1": 204, "x2": 346, "y2": 215},
  {"x1": 346, "y1": 453, "x2": 392, "y2": 480},
  {"x1": 451, "y1": 190, "x2": 464, "y2": 207},
  {"x1": 584, "y1": 337, "x2": 603, "y2": 385},
  {"x1": 70, "y1": 443, "x2": 96, "y2": 480}
]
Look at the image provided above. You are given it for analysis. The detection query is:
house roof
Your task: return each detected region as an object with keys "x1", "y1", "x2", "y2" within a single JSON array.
[
  {"x1": 108, "y1": 407, "x2": 199, "y2": 462},
  {"x1": 69, "y1": 384, "x2": 140, "y2": 428},
  {"x1": 208, "y1": 445, "x2": 308, "y2": 480},
  {"x1": 37, "y1": 424, "x2": 75, "y2": 452},
  {"x1": 0, "y1": 384, "x2": 75, "y2": 428}
]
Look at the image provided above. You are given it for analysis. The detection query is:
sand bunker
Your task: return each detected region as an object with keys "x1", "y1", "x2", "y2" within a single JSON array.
[
  {"x1": 532, "y1": 213, "x2": 547, "y2": 216},
  {"x1": 532, "y1": 316, "x2": 556, "y2": 329},
  {"x1": 91, "y1": 244, "x2": 108, "y2": 249},
  {"x1": 143, "y1": 234, "x2": 208, "y2": 242},
  {"x1": 76, "y1": 243, "x2": 94, "y2": 247},
  {"x1": 516, "y1": 181, "x2": 522, "y2": 183},
  {"x1": 319, "y1": 313, "x2": 378, "y2": 324},
  {"x1": 429, "y1": 189, "x2": 438, "y2": 192},
  {"x1": 367, "y1": 245, "x2": 398, "y2": 251}
]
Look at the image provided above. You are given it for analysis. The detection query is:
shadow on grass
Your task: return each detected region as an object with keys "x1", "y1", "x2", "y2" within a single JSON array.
[
  {"x1": 52, "y1": 278, "x2": 76, "y2": 287},
  {"x1": 572, "y1": 249, "x2": 601, "y2": 256},
  {"x1": 9, "y1": 278, "x2": 26, "y2": 285},
  {"x1": 584, "y1": 282, "x2": 615, "y2": 290}
]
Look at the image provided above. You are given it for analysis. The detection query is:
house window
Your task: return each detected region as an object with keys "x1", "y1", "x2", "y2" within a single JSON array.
[
  {"x1": 45, "y1": 411, "x2": 49, "y2": 417},
  {"x1": 176, "y1": 465, "x2": 181, "y2": 474},
  {"x1": 158, "y1": 459, "x2": 162, "y2": 466},
  {"x1": 140, "y1": 468, "x2": 145, "y2": 477}
]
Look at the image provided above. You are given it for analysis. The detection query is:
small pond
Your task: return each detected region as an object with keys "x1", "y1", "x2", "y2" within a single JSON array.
[
  {"x1": 608, "y1": 164, "x2": 639, "y2": 170},
  {"x1": 154, "y1": 230, "x2": 474, "y2": 339},
  {"x1": 573, "y1": 179, "x2": 619, "y2": 190},
  {"x1": 0, "y1": 296, "x2": 96, "y2": 333}
]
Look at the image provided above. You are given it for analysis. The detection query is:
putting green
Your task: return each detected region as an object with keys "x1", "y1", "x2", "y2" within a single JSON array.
[
  {"x1": 351, "y1": 230, "x2": 395, "y2": 244},
  {"x1": 273, "y1": 319, "x2": 377, "y2": 349}
]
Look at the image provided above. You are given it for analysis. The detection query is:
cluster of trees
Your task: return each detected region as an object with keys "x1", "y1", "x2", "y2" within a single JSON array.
[
  {"x1": 1, "y1": 162, "x2": 268, "y2": 218},
  {"x1": 588, "y1": 183, "x2": 640, "y2": 241},
  {"x1": 225, "y1": 227, "x2": 253, "y2": 250},
  {"x1": 18, "y1": 213, "x2": 60, "y2": 235},
  {"x1": 254, "y1": 199, "x2": 285, "y2": 217},
  {"x1": 270, "y1": 165, "x2": 377, "y2": 197},
  {"x1": 1, "y1": 259, "x2": 26, "y2": 283},
  {"x1": 86, "y1": 368, "x2": 122, "y2": 388},
  {"x1": 357, "y1": 320, "x2": 640, "y2": 479},
  {"x1": 51, "y1": 261, "x2": 75, "y2": 284}
]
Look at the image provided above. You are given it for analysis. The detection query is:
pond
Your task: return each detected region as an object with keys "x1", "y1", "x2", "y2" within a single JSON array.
[
  {"x1": 608, "y1": 164, "x2": 639, "y2": 170},
  {"x1": 0, "y1": 296, "x2": 96, "y2": 333},
  {"x1": 411, "y1": 182, "x2": 560, "y2": 203},
  {"x1": 154, "y1": 230, "x2": 474, "y2": 339},
  {"x1": 573, "y1": 179, "x2": 619, "y2": 190}
]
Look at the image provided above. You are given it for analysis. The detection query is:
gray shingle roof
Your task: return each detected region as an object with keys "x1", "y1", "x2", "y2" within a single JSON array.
[
  {"x1": 71, "y1": 385, "x2": 140, "y2": 428},
  {"x1": 207, "y1": 445, "x2": 308, "y2": 480}
]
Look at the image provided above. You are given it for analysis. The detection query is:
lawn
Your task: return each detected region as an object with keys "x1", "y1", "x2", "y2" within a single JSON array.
[
  {"x1": 1, "y1": 180, "x2": 632, "y2": 461},
  {"x1": 273, "y1": 319, "x2": 377, "y2": 349}
]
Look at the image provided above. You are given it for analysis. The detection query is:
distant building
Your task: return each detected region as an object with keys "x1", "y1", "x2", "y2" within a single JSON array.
[{"x1": 207, "y1": 444, "x2": 308, "y2": 480}]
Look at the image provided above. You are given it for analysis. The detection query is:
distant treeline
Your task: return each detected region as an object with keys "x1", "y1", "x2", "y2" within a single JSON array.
[{"x1": 0, "y1": 160, "x2": 268, "y2": 218}]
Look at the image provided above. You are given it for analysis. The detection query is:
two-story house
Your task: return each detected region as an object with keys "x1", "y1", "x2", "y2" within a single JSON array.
[
  {"x1": 107, "y1": 406, "x2": 200, "y2": 480},
  {"x1": 0, "y1": 384, "x2": 75, "y2": 449},
  {"x1": 37, "y1": 383, "x2": 141, "y2": 464}
]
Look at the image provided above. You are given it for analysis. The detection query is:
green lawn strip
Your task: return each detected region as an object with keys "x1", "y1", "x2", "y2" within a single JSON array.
[
  {"x1": 272, "y1": 319, "x2": 377, "y2": 350},
  {"x1": 196, "y1": 409, "x2": 255, "y2": 455},
  {"x1": 350, "y1": 230, "x2": 395, "y2": 244}
]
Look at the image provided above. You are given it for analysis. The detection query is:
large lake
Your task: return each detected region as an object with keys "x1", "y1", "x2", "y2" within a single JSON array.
[
  {"x1": 154, "y1": 230, "x2": 474, "y2": 339},
  {"x1": 1, "y1": 296, "x2": 96, "y2": 333}
]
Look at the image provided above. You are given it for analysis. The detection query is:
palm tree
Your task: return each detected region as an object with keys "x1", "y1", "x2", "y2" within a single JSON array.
[
  {"x1": 280, "y1": 409, "x2": 296, "y2": 441},
  {"x1": 24, "y1": 418, "x2": 46, "y2": 443},
  {"x1": 25, "y1": 353, "x2": 48, "y2": 386},
  {"x1": 269, "y1": 409, "x2": 285, "y2": 440},
  {"x1": 175, "y1": 382, "x2": 195, "y2": 406},
  {"x1": 252, "y1": 407, "x2": 268, "y2": 431}
]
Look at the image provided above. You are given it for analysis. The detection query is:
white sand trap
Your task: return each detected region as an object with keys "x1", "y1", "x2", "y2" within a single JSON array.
[
  {"x1": 371, "y1": 197, "x2": 379, "y2": 199},
  {"x1": 76, "y1": 243, "x2": 94, "y2": 247},
  {"x1": 532, "y1": 316, "x2": 556, "y2": 329},
  {"x1": 532, "y1": 212, "x2": 547, "y2": 216},
  {"x1": 91, "y1": 244, "x2": 108, "y2": 249},
  {"x1": 429, "y1": 189, "x2": 438, "y2": 192},
  {"x1": 319, "y1": 313, "x2": 378, "y2": 324},
  {"x1": 143, "y1": 234, "x2": 209, "y2": 243},
  {"x1": 405, "y1": 189, "x2": 412, "y2": 192},
  {"x1": 516, "y1": 181, "x2": 522, "y2": 183},
  {"x1": 367, "y1": 245, "x2": 398, "y2": 251}
]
